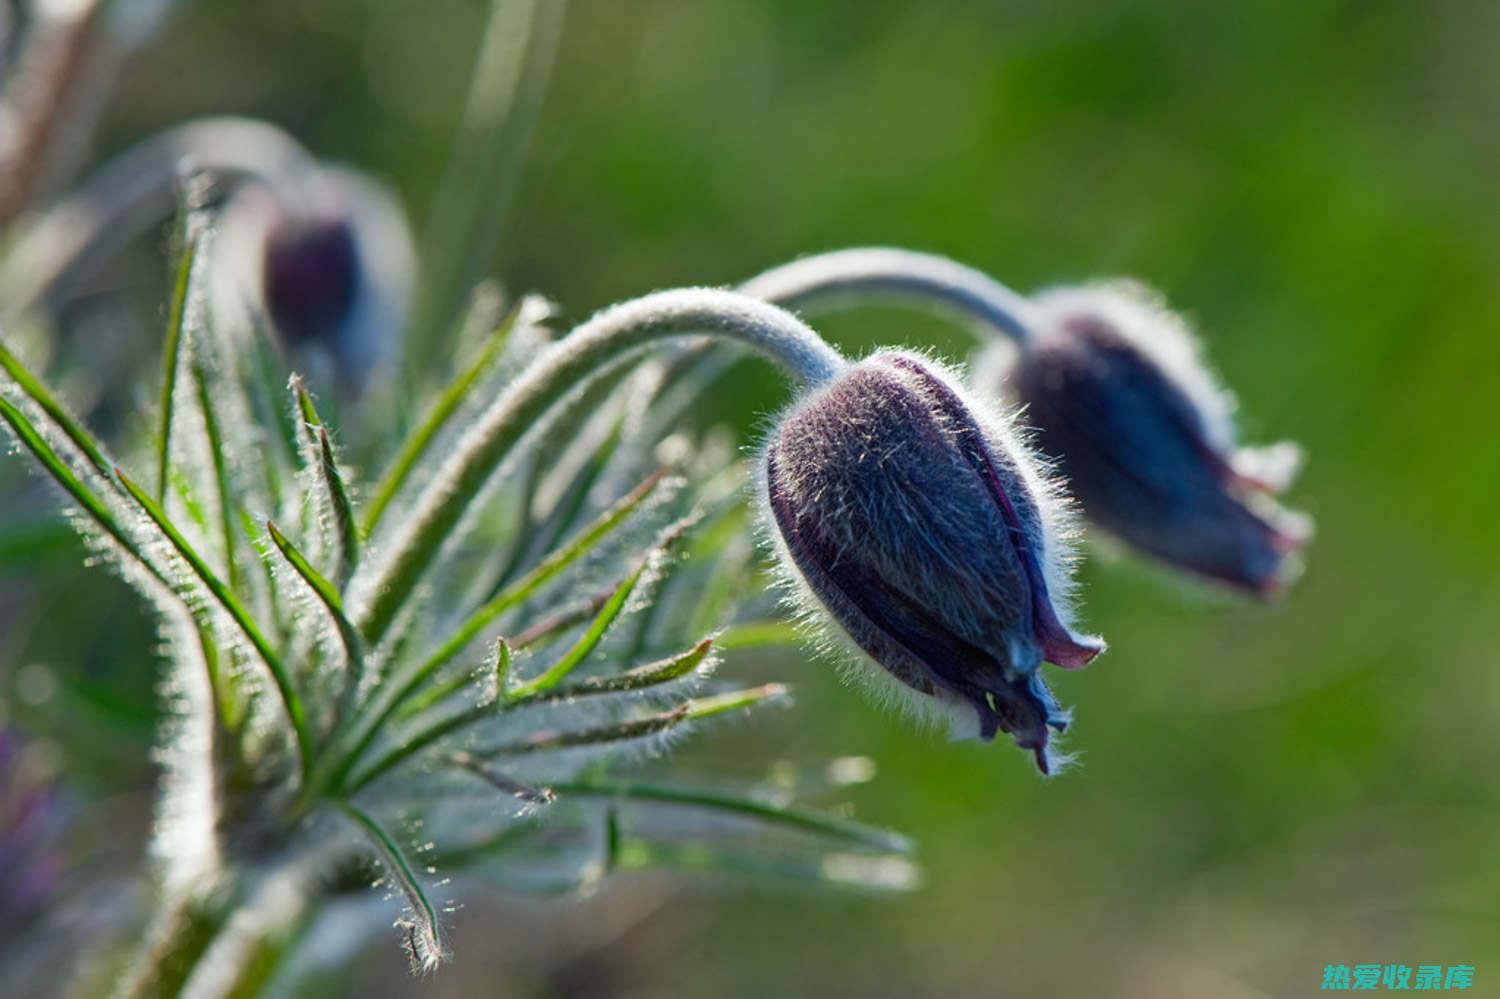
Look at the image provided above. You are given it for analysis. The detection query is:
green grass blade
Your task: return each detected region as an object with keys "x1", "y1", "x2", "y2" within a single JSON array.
[
  {"x1": 156, "y1": 226, "x2": 200, "y2": 501},
  {"x1": 113, "y1": 466, "x2": 313, "y2": 779},
  {"x1": 364, "y1": 299, "x2": 525, "y2": 536},
  {"x1": 333, "y1": 800, "x2": 447, "y2": 971}
]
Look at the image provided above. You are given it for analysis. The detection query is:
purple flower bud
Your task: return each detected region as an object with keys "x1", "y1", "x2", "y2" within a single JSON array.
[
  {"x1": 211, "y1": 167, "x2": 415, "y2": 390},
  {"x1": 761, "y1": 350, "x2": 1103, "y2": 773},
  {"x1": 262, "y1": 214, "x2": 360, "y2": 351},
  {"x1": 996, "y1": 283, "x2": 1311, "y2": 596}
]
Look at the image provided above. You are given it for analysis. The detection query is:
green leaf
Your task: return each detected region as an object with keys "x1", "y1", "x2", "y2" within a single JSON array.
[
  {"x1": 334, "y1": 801, "x2": 447, "y2": 971},
  {"x1": 113, "y1": 466, "x2": 313, "y2": 779},
  {"x1": 289, "y1": 377, "x2": 359, "y2": 581},
  {"x1": 363, "y1": 298, "x2": 527, "y2": 536},
  {"x1": 0, "y1": 340, "x2": 112, "y2": 478},
  {"x1": 447, "y1": 749, "x2": 553, "y2": 805},
  {"x1": 311, "y1": 467, "x2": 672, "y2": 803},
  {"x1": 190, "y1": 357, "x2": 242, "y2": 591},
  {"x1": 265, "y1": 520, "x2": 363, "y2": 674},
  {"x1": 547, "y1": 776, "x2": 911, "y2": 854},
  {"x1": 0, "y1": 398, "x2": 166, "y2": 587},
  {"x1": 473, "y1": 683, "x2": 786, "y2": 758},
  {"x1": 156, "y1": 226, "x2": 201, "y2": 502},
  {"x1": 535, "y1": 636, "x2": 712, "y2": 702},
  {"x1": 505, "y1": 555, "x2": 648, "y2": 700}
]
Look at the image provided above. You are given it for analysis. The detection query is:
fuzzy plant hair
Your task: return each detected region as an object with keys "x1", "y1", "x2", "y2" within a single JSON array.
[
  {"x1": 0, "y1": 189, "x2": 914, "y2": 993},
  {"x1": 757, "y1": 348, "x2": 1102, "y2": 774}
]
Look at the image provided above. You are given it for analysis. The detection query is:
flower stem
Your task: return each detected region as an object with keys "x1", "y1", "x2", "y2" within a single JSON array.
[
  {"x1": 351, "y1": 289, "x2": 845, "y2": 648},
  {"x1": 740, "y1": 246, "x2": 1039, "y2": 346},
  {"x1": 115, "y1": 889, "x2": 235, "y2": 999}
]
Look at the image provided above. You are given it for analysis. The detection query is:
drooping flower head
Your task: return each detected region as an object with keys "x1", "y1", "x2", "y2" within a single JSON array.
[
  {"x1": 211, "y1": 165, "x2": 415, "y2": 391},
  {"x1": 761, "y1": 350, "x2": 1103, "y2": 773},
  {"x1": 984, "y1": 282, "x2": 1310, "y2": 596}
]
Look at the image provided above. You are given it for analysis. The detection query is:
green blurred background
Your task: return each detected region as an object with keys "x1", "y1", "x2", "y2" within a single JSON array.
[{"x1": 24, "y1": 0, "x2": 1500, "y2": 994}]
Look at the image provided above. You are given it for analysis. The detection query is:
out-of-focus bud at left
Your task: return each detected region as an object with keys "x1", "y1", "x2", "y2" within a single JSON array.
[
  {"x1": 983, "y1": 282, "x2": 1311, "y2": 596},
  {"x1": 211, "y1": 166, "x2": 415, "y2": 391}
]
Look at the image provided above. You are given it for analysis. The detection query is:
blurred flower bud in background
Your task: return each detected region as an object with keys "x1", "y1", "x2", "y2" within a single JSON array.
[
  {"x1": 211, "y1": 165, "x2": 416, "y2": 392},
  {"x1": 762, "y1": 351, "x2": 1103, "y2": 773},
  {"x1": 980, "y1": 282, "x2": 1311, "y2": 596}
]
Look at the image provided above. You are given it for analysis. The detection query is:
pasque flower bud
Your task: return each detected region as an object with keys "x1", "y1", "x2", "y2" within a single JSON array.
[
  {"x1": 762, "y1": 350, "x2": 1103, "y2": 773},
  {"x1": 212, "y1": 166, "x2": 415, "y2": 390},
  {"x1": 994, "y1": 282, "x2": 1311, "y2": 595}
]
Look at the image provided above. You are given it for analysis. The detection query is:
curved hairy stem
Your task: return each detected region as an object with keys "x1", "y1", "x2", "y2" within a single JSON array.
[
  {"x1": 740, "y1": 246, "x2": 1039, "y2": 346},
  {"x1": 350, "y1": 289, "x2": 846, "y2": 647}
]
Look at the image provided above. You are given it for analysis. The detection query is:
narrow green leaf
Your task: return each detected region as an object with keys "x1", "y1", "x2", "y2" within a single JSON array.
[
  {"x1": 0, "y1": 340, "x2": 111, "y2": 478},
  {"x1": 289, "y1": 377, "x2": 359, "y2": 580},
  {"x1": 113, "y1": 466, "x2": 313, "y2": 779},
  {"x1": 156, "y1": 227, "x2": 200, "y2": 501},
  {"x1": 345, "y1": 639, "x2": 712, "y2": 796},
  {"x1": 333, "y1": 800, "x2": 447, "y2": 971},
  {"x1": 314, "y1": 467, "x2": 672, "y2": 801},
  {"x1": 317, "y1": 427, "x2": 359, "y2": 579},
  {"x1": 475, "y1": 684, "x2": 786, "y2": 758},
  {"x1": 423, "y1": 466, "x2": 670, "y2": 682},
  {"x1": 0, "y1": 398, "x2": 165, "y2": 587},
  {"x1": 535, "y1": 636, "x2": 711, "y2": 702},
  {"x1": 506, "y1": 556, "x2": 647, "y2": 699},
  {"x1": 266, "y1": 520, "x2": 363, "y2": 672},
  {"x1": 364, "y1": 299, "x2": 525, "y2": 536},
  {"x1": 190, "y1": 358, "x2": 241, "y2": 591},
  {"x1": 448, "y1": 749, "x2": 553, "y2": 805},
  {"x1": 615, "y1": 841, "x2": 919, "y2": 892},
  {"x1": 547, "y1": 776, "x2": 911, "y2": 854}
]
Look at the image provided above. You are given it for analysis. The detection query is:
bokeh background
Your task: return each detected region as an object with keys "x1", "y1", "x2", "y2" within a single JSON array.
[{"x1": 8, "y1": 1, "x2": 1500, "y2": 995}]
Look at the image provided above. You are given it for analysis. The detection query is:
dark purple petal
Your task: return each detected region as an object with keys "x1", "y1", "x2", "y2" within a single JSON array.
[
  {"x1": 1007, "y1": 309, "x2": 1308, "y2": 596},
  {"x1": 883, "y1": 355, "x2": 1103, "y2": 668},
  {"x1": 763, "y1": 351, "x2": 1099, "y2": 770}
]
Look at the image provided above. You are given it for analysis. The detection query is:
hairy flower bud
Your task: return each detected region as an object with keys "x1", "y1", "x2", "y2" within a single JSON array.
[
  {"x1": 990, "y1": 282, "x2": 1310, "y2": 595},
  {"x1": 212, "y1": 166, "x2": 414, "y2": 390},
  {"x1": 762, "y1": 351, "x2": 1103, "y2": 772}
]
